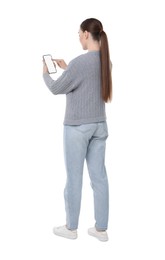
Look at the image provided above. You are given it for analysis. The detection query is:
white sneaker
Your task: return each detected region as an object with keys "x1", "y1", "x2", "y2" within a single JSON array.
[
  {"x1": 88, "y1": 227, "x2": 108, "y2": 242},
  {"x1": 53, "y1": 225, "x2": 77, "y2": 239}
]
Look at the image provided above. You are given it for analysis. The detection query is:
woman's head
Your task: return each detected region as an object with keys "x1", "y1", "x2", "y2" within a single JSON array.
[
  {"x1": 79, "y1": 18, "x2": 103, "y2": 50},
  {"x1": 80, "y1": 18, "x2": 103, "y2": 42}
]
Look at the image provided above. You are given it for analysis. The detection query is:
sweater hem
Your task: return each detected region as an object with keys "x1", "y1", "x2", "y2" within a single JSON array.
[{"x1": 63, "y1": 117, "x2": 106, "y2": 126}]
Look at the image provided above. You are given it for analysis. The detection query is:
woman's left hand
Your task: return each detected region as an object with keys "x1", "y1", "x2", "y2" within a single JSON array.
[{"x1": 43, "y1": 60, "x2": 49, "y2": 74}]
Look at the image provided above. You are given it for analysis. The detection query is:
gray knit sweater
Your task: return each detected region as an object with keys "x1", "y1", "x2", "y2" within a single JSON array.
[{"x1": 43, "y1": 51, "x2": 106, "y2": 125}]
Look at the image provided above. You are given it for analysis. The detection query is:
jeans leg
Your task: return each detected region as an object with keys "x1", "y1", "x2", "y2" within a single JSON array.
[
  {"x1": 86, "y1": 122, "x2": 109, "y2": 230},
  {"x1": 63, "y1": 125, "x2": 88, "y2": 230}
]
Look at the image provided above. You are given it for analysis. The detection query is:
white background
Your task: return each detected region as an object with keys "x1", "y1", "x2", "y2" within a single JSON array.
[{"x1": 0, "y1": 0, "x2": 165, "y2": 259}]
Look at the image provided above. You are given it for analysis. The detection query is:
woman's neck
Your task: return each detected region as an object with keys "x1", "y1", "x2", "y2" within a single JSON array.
[{"x1": 87, "y1": 41, "x2": 100, "y2": 51}]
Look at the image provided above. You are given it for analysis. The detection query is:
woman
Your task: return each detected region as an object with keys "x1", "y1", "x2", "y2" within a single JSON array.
[{"x1": 42, "y1": 18, "x2": 112, "y2": 242}]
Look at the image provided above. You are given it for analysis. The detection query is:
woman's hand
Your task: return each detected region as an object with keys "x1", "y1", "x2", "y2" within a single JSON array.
[
  {"x1": 53, "y1": 59, "x2": 67, "y2": 69},
  {"x1": 43, "y1": 60, "x2": 49, "y2": 74}
]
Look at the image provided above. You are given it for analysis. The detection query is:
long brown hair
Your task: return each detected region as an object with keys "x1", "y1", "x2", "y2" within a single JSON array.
[{"x1": 80, "y1": 18, "x2": 112, "y2": 102}]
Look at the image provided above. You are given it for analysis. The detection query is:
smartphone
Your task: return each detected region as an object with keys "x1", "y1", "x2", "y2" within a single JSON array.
[{"x1": 43, "y1": 54, "x2": 57, "y2": 74}]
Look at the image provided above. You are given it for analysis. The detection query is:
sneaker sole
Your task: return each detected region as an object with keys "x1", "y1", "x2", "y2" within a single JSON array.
[
  {"x1": 88, "y1": 230, "x2": 108, "y2": 242},
  {"x1": 53, "y1": 228, "x2": 77, "y2": 240}
]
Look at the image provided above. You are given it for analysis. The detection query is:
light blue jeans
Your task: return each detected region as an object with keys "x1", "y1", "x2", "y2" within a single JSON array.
[{"x1": 63, "y1": 122, "x2": 109, "y2": 231}]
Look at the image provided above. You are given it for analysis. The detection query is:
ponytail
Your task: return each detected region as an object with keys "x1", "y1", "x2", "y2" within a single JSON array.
[
  {"x1": 100, "y1": 31, "x2": 112, "y2": 102},
  {"x1": 80, "y1": 18, "x2": 112, "y2": 102}
]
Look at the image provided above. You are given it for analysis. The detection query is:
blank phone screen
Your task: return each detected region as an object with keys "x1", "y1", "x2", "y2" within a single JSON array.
[{"x1": 43, "y1": 54, "x2": 57, "y2": 74}]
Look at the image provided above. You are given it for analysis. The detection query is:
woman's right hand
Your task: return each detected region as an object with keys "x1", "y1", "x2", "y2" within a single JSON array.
[{"x1": 53, "y1": 59, "x2": 67, "y2": 69}]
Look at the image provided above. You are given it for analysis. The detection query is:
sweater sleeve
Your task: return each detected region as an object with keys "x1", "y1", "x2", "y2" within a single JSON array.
[{"x1": 43, "y1": 59, "x2": 81, "y2": 95}]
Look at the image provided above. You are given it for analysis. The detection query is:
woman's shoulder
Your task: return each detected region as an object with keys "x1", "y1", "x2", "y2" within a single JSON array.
[
  {"x1": 69, "y1": 51, "x2": 100, "y2": 66},
  {"x1": 71, "y1": 53, "x2": 87, "y2": 63}
]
